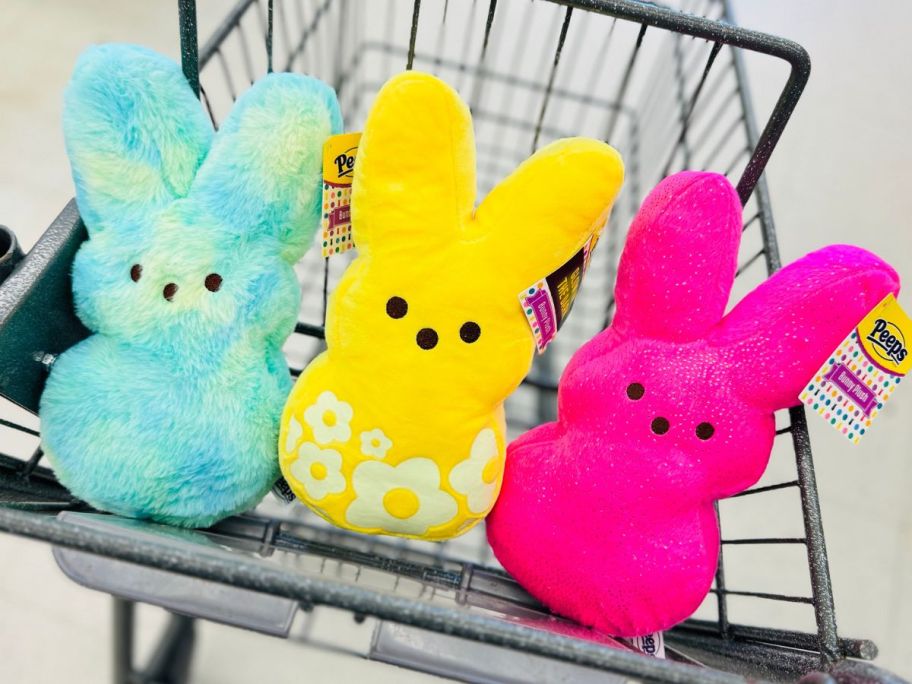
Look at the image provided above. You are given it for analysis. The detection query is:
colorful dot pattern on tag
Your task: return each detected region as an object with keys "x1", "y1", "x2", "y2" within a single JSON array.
[
  {"x1": 321, "y1": 183, "x2": 354, "y2": 258},
  {"x1": 516, "y1": 233, "x2": 601, "y2": 354},
  {"x1": 800, "y1": 330, "x2": 901, "y2": 444},
  {"x1": 518, "y1": 280, "x2": 555, "y2": 353}
]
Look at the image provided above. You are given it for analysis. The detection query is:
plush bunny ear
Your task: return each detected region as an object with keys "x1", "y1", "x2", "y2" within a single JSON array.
[
  {"x1": 474, "y1": 138, "x2": 624, "y2": 288},
  {"x1": 713, "y1": 245, "x2": 900, "y2": 411},
  {"x1": 191, "y1": 73, "x2": 342, "y2": 262},
  {"x1": 63, "y1": 44, "x2": 214, "y2": 235},
  {"x1": 612, "y1": 172, "x2": 742, "y2": 342},
  {"x1": 351, "y1": 71, "x2": 475, "y2": 254}
]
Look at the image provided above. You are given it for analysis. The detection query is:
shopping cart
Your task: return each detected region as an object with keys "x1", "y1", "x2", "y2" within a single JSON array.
[{"x1": 0, "y1": 1, "x2": 901, "y2": 682}]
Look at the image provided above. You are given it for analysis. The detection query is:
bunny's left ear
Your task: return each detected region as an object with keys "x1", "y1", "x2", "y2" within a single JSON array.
[
  {"x1": 612, "y1": 172, "x2": 742, "y2": 342},
  {"x1": 191, "y1": 73, "x2": 342, "y2": 262},
  {"x1": 713, "y1": 245, "x2": 900, "y2": 411},
  {"x1": 63, "y1": 44, "x2": 214, "y2": 235},
  {"x1": 351, "y1": 71, "x2": 476, "y2": 255}
]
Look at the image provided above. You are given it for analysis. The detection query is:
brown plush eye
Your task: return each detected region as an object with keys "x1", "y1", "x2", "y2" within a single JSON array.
[
  {"x1": 651, "y1": 417, "x2": 670, "y2": 435},
  {"x1": 460, "y1": 321, "x2": 481, "y2": 343},
  {"x1": 205, "y1": 273, "x2": 223, "y2": 292},
  {"x1": 626, "y1": 382, "x2": 644, "y2": 400},
  {"x1": 696, "y1": 422, "x2": 715, "y2": 440},
  {"x1": 386, "y1": 296, "x2": 408, "y2": 319},
  {"x1": 130, "y1": 264, "x2": 142, "y2": 282}
]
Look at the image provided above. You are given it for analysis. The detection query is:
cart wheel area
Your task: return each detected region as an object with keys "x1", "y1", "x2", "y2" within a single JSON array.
[{"x1": 0, "y1": 1, "x2": 903, "y2": 682}]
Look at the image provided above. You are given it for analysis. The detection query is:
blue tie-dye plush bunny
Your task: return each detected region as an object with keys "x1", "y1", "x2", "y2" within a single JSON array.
[{"x1": 39, "y1": 44, "x2": 341, "y2": 528}]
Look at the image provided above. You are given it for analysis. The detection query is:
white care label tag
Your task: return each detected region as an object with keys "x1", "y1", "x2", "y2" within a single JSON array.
[
  {"x1": 801, "y1": 294, "x2": 910, "y2": 443},
  {"x1": 518, "y1": 233, "x2": 600, "y2": 353},
  {"x1": 623, "y1": 632, "x2": 666, "y2": 658},
  {"x1": 271, "y1": 477, "x2": 296, "y2": 504}
]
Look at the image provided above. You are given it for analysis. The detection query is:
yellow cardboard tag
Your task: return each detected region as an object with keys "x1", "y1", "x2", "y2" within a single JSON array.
[
  {"x1": 801, "y1": 294, "x2": 910, "y2": 443},
  {"x1": 321, "y1": 132, "x2": 361, "y2": 258}
]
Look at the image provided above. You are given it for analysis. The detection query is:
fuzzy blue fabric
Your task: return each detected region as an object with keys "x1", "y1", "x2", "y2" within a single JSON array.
[{"x1": 40, "y1": 44, "x2": 342, "y2": 528}]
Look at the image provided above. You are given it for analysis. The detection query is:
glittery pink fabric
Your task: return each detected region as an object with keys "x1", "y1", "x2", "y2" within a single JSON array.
[{"x1": 487, "y1": 171, "x2": 900, "y2": 636}]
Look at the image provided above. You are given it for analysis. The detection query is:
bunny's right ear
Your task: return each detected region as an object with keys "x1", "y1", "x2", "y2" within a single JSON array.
[
  {"x1": 351, "y1": 71, "x2": 476, "y2": 255},
  {"x1": 190, "y1": 72, "x2": 342, "y2": 262},
  {"x1": 63, "y1": 44, "x2": 213, "y2": 235},
  {"x1": 473, "y1": 138, "x2": 624, "y2": 290},
  {"x1": 612, "y1": 172, "x2": 742, "y2": 342},
  {"x1": 712, "y1": 246, "x2": 900, "y2": 411}
]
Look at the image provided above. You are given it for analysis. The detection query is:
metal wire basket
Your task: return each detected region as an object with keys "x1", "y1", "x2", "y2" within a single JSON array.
[{"x1": 0, "y1": 1, "x2": 901, "y2": 682}]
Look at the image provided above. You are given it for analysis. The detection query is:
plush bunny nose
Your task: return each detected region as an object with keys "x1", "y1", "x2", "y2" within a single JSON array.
[
  {"x1": 416, "y1": 328, "x2": 438, "y2": 350},
  {"x1": 163, "y1": 283, "x2": 178, "y2": 301}
]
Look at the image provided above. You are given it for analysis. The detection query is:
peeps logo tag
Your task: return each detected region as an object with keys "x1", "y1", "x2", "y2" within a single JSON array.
[
  {"x1": 865, "y1": 318, "x2": 908, "y2": 366},
  {"x1": 321, "y1": 132, "x2": 361, "y2": 258},
  {"x1": 802, "y1": 294, "x2": 910, "y2": 443},
  {"x1": 519, "y1": 233, "x2": 600, "y2": 353}
]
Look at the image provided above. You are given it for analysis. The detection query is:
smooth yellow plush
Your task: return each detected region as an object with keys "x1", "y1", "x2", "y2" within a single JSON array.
[{"x1": 279, "y1": 71, "x2": 624, "y2": 540}]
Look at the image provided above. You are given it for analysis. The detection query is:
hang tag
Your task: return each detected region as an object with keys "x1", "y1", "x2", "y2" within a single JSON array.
[
  {"x1": 321, "y1": 132, "x2": 361, "y2": 258},
  {"x1": 801, "y1": 294, "x2": 910, "y2": 443},
  {"x1": 518, "y1": 233, "x2": 600, "y2": 353},
  {"x1": 622, "y1": 632, "x2": 666, "y2": 658}
]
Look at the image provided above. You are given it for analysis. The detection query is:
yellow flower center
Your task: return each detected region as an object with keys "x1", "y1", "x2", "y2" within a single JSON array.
[
  {"x1": 322, "y1": 410, "x2": 337, "y2": 427},
  {"x1": 482, "y1": 457, "x2": 501, "y2": 485},
  {"x1": 371, "y1": 438, "x2": 381, "y2": 448},
  {"x1": 383, "y1": 487, "x2": 420, "y2": 519},
  {"x1": 310, "y1": 462, "x2": 328, "y2": 480}
]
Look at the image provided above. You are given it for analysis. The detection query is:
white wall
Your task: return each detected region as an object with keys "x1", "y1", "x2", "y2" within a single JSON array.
[{"x1": 732, "y1": 0, "x2": 912, "y2": 675}]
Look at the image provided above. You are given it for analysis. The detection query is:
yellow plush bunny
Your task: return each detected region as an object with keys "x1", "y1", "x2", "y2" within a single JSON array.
[{"x1": 279, "y1": 71, "x2": 624, "y2": 540}]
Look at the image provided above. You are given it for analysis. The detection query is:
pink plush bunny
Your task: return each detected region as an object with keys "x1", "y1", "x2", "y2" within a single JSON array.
[{"x1": 487, "y1": 171, "x2": 900, "y2": 636}]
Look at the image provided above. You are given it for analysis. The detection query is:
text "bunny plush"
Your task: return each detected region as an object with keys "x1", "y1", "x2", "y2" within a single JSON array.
[
  {"x1": 279, "y1": 72, "x2": 624, "y2": 540},
  {"x1": 40, "y1": 45, "x2": 341, "y2": 528},
  {"x1": 488, "y1": 171, "x2": 899, "y2": 635}
]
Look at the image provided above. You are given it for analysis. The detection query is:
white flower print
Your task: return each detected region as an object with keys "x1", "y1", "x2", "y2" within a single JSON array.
[
  {"x1": 303, "y1": 390, "x2": 353, "y2": 445},
  {"x1": 287, "y1": 442, "x2": 346, "y2": 502},
  {"x1": 345, "y1": 458, "x2": 458, "y2": 536},
  {"x1": 360, "y1": 428, "x2": 393, "y2": 458},
  {"x1": 448, "y1": 428, "x2": 502, "y2": 514},
  {"x1": 285, "y1": 416, "x2": 303, "y2": 454}
]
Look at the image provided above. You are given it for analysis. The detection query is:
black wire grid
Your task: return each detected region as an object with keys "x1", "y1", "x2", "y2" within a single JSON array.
[{"x1": 0, "y1": 1, "x2": 902, "y2": 682}]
